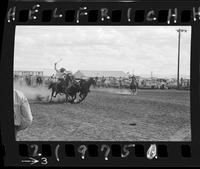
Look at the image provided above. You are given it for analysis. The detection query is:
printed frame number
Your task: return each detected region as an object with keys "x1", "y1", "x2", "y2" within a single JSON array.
[{"x1": 41, "y1": 157, "x2": 48, "y2": 165}]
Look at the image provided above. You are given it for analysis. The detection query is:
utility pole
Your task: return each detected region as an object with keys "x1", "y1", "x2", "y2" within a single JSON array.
[{"x1": 176, "y1": 28, "x2": 187, "y2": 89}]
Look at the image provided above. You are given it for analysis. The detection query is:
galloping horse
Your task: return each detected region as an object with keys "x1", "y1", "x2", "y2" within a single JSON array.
[
  {"x1": 48, "y1": 74, "x2": 70, "y2": 102},
  {"x1": 77, "y1": 77, "x2": 96, "y2": 103},
  {"x1": 130, "y1": 76, "x2": 138, "y2": 96},
  {"x1": 48, "y1": 75, "x2": 96, "y2": 103},
  {"x1": 67, "y1": 77, "x2": 96, "y2": 104},
  {"x1": 64, "y1": 79, "x2": 80, "y2": 103}
]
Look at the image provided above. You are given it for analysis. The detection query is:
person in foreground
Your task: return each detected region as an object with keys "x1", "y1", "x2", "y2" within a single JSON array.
[{"x1": 14, "y1": 89, "x2": 33, "y2": 140}]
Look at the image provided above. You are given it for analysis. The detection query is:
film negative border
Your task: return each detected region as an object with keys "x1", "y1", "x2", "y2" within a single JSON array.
[
  {"x1": 1, "y1": 0, "x2": 200, "y2": 167},
  {"x1": 3, "y1": 142, "x2": 192, "y2": 166},
  {"x1": 6, "y1": 1, "x2": 200, "y2": 25},
  {"x1": 17, "y1": 143, "x2": 191, "y2": 159}
]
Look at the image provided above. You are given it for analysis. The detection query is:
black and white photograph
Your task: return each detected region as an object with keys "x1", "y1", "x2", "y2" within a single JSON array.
[{"x1": 13, "y1": 26, "x2": 191, "y2": 141}]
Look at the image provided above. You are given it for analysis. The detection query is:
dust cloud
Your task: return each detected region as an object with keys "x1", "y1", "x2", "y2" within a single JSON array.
[
  {"x1": 91, "y1": 87, "x2": 132, "y2": 95},
  {"x1": 13, "y1": 82, "x2": 132, "y2": 103},
  {"x1": 14, "y1": 82, "x2": 65, "y2": 102}
]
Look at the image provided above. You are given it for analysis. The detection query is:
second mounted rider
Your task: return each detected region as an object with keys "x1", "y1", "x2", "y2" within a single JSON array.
[{"x1": 130, "y1": 74, "x2": 138, "y2": 87}]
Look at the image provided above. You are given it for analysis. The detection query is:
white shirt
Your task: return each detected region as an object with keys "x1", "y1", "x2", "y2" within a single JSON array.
[
  {"x1": 55, "y1": 71, "x2": 66, "y2": 79},
  {"x1": 14, "y1": 89, "x2": 33, "y2": 129},
  {"x1": 55, "y1": 70, "x2": 72, "y2": 79}
]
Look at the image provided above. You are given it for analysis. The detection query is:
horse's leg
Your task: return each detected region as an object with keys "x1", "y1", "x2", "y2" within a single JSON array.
[
  {"x1": 68, "y1": 95, "x2": 74, "y2": 104},
  {"x1": 133, "y1": 87, "x2": 137, "y2": 96},
  {"x1": 50, "y1": 91, "x2": 54, "y2": 102},
  {"x1": 65, "y1": 93, "x2": 70, "y2": 103},
  {"x1": 73, "y1": 95, "x2": 77, "y2": 103},
  {"x1": 79, "y1": 92, "x2": 83, "y2": 99},
  {"x1": 78, "y1": 92, "x2": 87, "y2": 103},
  {"x1": 52, "y1": 91, "x2": 55, "y2": 97},
  {"x1": 135, "y1": 88, "x2": 138, "y2": 95},
  {"x1": 71, "y1": 94, "x2": 77, "y2": 104},
  {"x1": 53, "y1": 89, "x2": 57, "y2": 98},
  {"x1": 69, "y1": 95, "x2": 74, "y2": 102},
  {"x1": 65, "y1": 90, "x2": 70, "y2": 102},
  {"x1": 53, "y1": 86, "x2": 58, "y2": 97},
  {"x1": 54, "y1": 91, "x2": 58, "y2": 97}
]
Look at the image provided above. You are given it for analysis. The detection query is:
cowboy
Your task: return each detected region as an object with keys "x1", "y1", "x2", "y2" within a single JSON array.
[
  {"x1": 54, "y1": 62, "x2": 72, "y2": 89},
  {"x1": 130, "y1": 74, "x2": 138, "y2": 87},
  {"x1": 132, "y1": 75, "x2": 136, "y2": 80},
  {"x1": 54, "y1": 63, "x2": 67, "y2": 88},
  {"x1": 14, "y1": 89, "x2": 33, "y2": 140},
  {"x1": 55, "y1": 63, "x2": 67, "y2": 80}
]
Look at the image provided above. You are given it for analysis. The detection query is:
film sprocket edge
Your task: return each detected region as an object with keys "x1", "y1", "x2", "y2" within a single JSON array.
[{"x1": 0, "y1": 0, "x2": 200, "y2": 167}]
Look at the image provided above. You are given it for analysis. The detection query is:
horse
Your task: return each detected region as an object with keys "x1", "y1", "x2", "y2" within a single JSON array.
[
  {"x1": 130, "y1": 76, "x2": 138, "y2": 96},
  {"x1": 73, "y1": 77, "x2": 96, "y2": 103},
  {"x1": 48, "y1": 74, "x2": 71, "y2": 102},
  {"x1": 64, "y1": 79, "x2": 80, "y2": 103},
  {"x1": 48, "y1": 76, "x2": 96, "y2": 103}
]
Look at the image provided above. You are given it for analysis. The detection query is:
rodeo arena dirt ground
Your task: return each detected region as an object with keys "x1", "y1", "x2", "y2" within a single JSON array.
[{"x1": 14, "y1": 81, "x2": 191, "y2": 142}]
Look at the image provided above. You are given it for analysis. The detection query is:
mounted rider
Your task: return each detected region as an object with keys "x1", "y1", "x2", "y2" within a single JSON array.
[
  {"x1": 130, "y1": 74, "x2": 136, "y2": 81},
  {"x1": 130, "y1": 74, "x2": 138, "y2": 87},
  {"x1": 54, "y1": 62, "x2": 72, "y2": 89}
]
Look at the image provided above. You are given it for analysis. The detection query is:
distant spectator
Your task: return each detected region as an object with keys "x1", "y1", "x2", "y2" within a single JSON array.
[
  {"x1": 94, "y1": 76, "x2": 98, "y2": 88},
  {"x1": 101, "y1": 76, "x2": 106, "y2": 87},
  {"x1": 180, "y1": 78, "x2": 184, "y2": 87},
  {"x1": 119, "y1": 77, "x2": 122, "y2": 89},
  {"x1": 14, "y1": 89, "x2": 33, "y2": 140},
  {"x1": 36, "y1": 76, "x2": 43, "y2": 86},
  {"x1": 25, "y1": 75, "x2": 31, "y2": 86}
]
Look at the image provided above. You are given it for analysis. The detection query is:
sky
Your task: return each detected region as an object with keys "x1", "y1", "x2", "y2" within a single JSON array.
[{"x1": 14, "y1": 26, "x2": 191, "y2": 78}]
